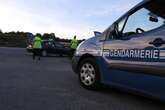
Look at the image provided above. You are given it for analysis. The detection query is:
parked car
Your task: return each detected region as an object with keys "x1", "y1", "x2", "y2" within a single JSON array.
[
  {"x1": 41, "y1": 41, "x2": 72, "y2": 56},
  {"x1": 27, "y1": 41, "x2": 72, "y2": 56}
]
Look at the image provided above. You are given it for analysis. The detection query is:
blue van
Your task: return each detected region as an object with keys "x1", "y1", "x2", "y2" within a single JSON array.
[{"x1": 72, "y1": 0, "x2": 165, "y2": 100}]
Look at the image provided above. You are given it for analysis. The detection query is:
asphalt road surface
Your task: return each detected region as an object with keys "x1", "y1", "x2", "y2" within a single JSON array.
[{"x1": 0, "y1": 47, "x2": 164, "y2": 110}]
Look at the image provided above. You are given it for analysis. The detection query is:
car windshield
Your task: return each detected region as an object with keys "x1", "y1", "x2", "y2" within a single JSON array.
[{"x1": 55, "y1": 42, "x2": 64, "y2": 48}]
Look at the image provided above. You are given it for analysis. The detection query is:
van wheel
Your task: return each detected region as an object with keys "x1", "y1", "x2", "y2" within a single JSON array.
[
  {"x1": 78, "y1": 58, "x2": 100, "y2": 90},
  {"x1": 42, "y1": 50, "x2": 47, "y2": 57}
]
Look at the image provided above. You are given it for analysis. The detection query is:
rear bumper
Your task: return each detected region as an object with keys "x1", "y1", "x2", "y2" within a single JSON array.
[{"x1": 72, "y1": 56, "x2": 80, "y2": 73}]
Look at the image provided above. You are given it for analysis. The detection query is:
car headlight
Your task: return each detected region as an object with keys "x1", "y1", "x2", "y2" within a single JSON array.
[{"x1": 27, "y1": 45, "x2": 32, "y2": 49}]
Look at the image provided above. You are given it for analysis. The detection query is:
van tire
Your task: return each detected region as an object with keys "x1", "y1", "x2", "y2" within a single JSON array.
[{"x1": 78, "y1": 58, "x2": 100, "y2": 90}]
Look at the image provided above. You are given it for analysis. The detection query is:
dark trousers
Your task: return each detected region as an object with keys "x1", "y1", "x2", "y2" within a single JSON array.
[
  {"x1": 33, "y1": 49, "x2": 42, "y2": 60},
  {"x1": 70, "y1": 49, "x2": 76, "y2": 56}
]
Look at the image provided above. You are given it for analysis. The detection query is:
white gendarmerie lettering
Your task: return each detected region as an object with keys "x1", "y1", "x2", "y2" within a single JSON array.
[
  {"x1": 130, "y1": 50, "x2": 134, "y2": 57},
  {"x1": 145, "y1": 50, "x2": 151, "y2": 58},
  {"x1": 125, "y1": 50, "x2": 129, "y2": 57},
  {"x1": 114, "y1": 50, "x2": 118, "y2": 57},
  {"x1": 134, "y1": 50, "x2": 141, "y2": 58},
  {"x1": 105, "y1": 49, "x2": 159, "y2": 59},
  {"x1": 140, "y1": 50, "x2": 145, "y2": 58},
  {"x1": 103, "y1": 50, "x2": 110, "y2": 57},
  {"x1": 153, "y1": 50, "x2": 159, "y2": 59}
]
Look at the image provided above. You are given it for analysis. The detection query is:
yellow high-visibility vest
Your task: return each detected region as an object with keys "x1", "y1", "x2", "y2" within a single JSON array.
[
  {"x1": 70, "y1": 39, "x2": 78, "y2": 49},
  {"x1": 33, "y1": 37, "x2": 42, "y2": 49}
]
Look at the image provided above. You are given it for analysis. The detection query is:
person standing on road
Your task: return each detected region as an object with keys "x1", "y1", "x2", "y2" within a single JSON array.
[
  {"x1": 70, "y1": 35, "x2": 78, "y2": 55},
  {"x1": 48, "y1": 37, "x2": 54, "y2": 46},
  {"x1": 32, "y1": 33, "x2": 42, "y2": 60}
]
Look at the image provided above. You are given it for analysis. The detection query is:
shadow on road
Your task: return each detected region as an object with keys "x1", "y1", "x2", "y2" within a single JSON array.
[{"x1": 89, "y1": 85, "x2": 165, "y2": 106}]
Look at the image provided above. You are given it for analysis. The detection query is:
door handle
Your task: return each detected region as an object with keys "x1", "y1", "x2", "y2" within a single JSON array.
[{"x1": 149, "y1": 38, "x2": 165, "y2": 47}]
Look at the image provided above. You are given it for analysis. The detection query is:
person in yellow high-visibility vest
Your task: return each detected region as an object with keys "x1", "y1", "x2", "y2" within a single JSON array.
[
  {"x1": 32, "y1": 34, "x2": 42, "y2": 60},
  {"x1": 70, "y1": 35, "x2": 78, "y2": 55},
  {"x1": 48, "y1": 37, "x2": 54, "y2": 46}
]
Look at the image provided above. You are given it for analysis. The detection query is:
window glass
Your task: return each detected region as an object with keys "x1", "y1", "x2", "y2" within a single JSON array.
[
  {"x1": 118, "y1": 17, "x2": 127, "y2": 32},
  {"x1": 107, "y1": 18, "x2": 127, "y2": 40},
  {"x1": 122, "y1": 1, "x2": 165, "y2": 37},
  {"x1": 55, "y1": 43, "x2": 64, "y2": 48}
]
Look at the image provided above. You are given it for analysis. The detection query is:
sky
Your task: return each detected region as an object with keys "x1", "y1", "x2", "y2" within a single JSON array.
[{"x1": 0, "y1": 0, "x2": 141, "y2": 39}]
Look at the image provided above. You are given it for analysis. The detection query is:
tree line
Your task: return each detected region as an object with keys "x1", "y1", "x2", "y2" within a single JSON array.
[{"x1": 0, "y1": 30, "x2": 84, "y2": 48}]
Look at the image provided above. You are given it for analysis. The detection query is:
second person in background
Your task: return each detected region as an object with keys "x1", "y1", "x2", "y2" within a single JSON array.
[{"x1": 70, "y1": 35, "x2": 79, "y2": 56}]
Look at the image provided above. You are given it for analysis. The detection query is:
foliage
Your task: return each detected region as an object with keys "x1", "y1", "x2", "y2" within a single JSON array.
[{"x1": 0, "y1": 30, "x2": 85, "y2": 48}]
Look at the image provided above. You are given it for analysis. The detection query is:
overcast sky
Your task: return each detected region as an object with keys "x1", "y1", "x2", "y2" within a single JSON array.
[{"x1": 0, "y1": 0, "x2": 141, "y2": 39}]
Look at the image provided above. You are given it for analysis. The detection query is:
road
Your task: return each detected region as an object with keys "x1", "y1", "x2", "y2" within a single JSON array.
[{"x1": 0, "y1": 47, "x2": 164, "y2": 110}]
